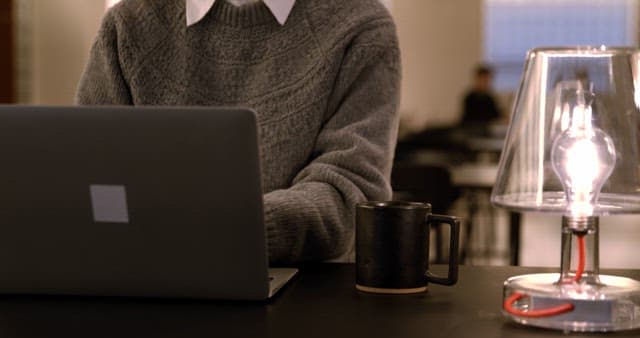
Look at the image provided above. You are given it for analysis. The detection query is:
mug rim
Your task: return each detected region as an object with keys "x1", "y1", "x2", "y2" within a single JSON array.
[{"x1": 357, "y1": 201, "x2": 432, "y2": 210}]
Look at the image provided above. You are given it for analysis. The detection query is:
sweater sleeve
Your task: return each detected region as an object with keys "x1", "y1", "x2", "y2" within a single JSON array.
[
  {"x1": 75, "y1": 9, "x2": 133, "y2": 105},
  {"x1": 264, "y1": 19, "x2": 401, "y2": 264}
]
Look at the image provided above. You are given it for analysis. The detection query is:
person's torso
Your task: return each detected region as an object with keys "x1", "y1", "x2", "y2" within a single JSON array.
[{"x1": 109, "y1": 0, "x2": 391, "y2": 192}]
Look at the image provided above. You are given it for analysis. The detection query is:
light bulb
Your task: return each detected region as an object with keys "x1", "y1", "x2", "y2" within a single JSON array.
[{"x1": 551, "y1": 98, "x2": 616, "y2": 218}]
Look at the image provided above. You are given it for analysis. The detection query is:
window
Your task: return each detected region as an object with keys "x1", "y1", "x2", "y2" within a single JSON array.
[{"x1": 484, "y1": 0, "x2": 638, "y2": 91}]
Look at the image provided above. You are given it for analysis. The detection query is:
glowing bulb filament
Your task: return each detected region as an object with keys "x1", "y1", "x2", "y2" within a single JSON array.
[
  {"x1": 551, "y1": 99, "x2": 616, "y2": 218},
  {"x1": 564, "y1": 138, "x2": 599, "y2": 215}
]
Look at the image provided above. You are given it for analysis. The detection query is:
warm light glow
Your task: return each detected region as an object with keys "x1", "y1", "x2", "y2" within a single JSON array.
[
  {"x1": 551, "y1": 99, "x2": 616, "y2": 217},
  {"x1": 563, "y1": 137, "x2": 601, "y2": 215}
]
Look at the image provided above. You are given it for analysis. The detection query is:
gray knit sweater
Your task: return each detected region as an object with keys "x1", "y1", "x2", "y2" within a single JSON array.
[{"x1": 76, "y1": 0, "x2": 401, "y2": 264}]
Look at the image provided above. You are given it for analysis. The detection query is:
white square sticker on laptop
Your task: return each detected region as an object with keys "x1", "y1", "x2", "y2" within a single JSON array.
[{"x1": 90, "y1": 185, "x2": 130, "y2": 223}]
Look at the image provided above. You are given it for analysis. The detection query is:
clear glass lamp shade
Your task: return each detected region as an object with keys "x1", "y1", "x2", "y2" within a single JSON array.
[
  {"x1": 492, "y1": 47, "x2": 640, "y2": 332},
  {"x1": 491, "y1": 47, "x2": 640, "y2": 215}
]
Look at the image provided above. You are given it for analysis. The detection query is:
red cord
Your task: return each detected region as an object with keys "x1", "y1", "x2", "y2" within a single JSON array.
[
  {"x1": 574, "y1": 235, "x2": 585, "y2": 282},
  {"x1": 503, "y1": 234, "x2": 586, "y2": 318},
  {"x1": 503, "y1": 293, "x2": 574, "y2": 317}
]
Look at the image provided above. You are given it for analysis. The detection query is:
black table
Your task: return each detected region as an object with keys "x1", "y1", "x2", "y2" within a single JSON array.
[{"x1": 0, "y1": 264, "x2": 639, "y2": 338}]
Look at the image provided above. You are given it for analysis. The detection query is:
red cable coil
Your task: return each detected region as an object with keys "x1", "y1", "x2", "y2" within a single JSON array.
[{"x1": 503, "y1": 235, "x2": 585, "y2": 317}]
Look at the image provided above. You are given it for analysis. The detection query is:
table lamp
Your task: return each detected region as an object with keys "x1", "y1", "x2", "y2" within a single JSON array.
[{"x1": 491, "y1": 47, "x2": 640, "y2": 332}]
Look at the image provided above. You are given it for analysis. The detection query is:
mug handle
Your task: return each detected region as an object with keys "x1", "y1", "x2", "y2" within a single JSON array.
[{"x1": 424, "y1": 214, "x2": 460, "y2": 286}]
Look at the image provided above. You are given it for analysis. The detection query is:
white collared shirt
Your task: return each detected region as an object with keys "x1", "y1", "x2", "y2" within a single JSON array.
[{"x1": 186, "y1": 0, "x2": 296, "y2": 26}]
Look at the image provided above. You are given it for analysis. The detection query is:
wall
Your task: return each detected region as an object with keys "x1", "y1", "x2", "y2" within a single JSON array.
[
  {"x1": 392, "y1": 1, "x2": 483, "y2": 136},
  {"x1": 30, "y1": 0, "x2": 104, "y2": 105}
]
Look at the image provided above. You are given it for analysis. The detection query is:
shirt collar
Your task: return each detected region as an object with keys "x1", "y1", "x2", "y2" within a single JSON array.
[{"x1": 186, "y1": 0, "x2": 296, "y2": 26}]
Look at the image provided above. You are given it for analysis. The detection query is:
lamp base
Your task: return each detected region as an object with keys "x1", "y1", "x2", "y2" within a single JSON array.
[{"x1": 503, "y1": 273, "x2": 640, "y2": 332}]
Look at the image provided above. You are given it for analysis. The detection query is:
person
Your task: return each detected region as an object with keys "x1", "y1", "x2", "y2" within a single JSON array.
[
  {"x1": 460, "y1": 65, "x2": 501, "y2": 127},
  {"x1": 76, "y1": 0, "x2": 401, "y2": 265}
]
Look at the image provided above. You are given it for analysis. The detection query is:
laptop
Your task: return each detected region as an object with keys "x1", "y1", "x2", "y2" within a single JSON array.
[{"x1": 0, "y1": 105, "x2": 297, "y2": 300}]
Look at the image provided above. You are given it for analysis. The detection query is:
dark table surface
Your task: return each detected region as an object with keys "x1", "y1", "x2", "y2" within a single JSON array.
[{"x1": 1, "y1": 264, "x2": 639, "y2": 338}]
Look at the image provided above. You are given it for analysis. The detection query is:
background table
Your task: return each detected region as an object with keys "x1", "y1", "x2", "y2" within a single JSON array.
[
  {"x1": 450, "y1": 163, "x2": 522, "y2": 265},
  {"x1": 0, "y1": 264, "x2": 638, "y2": 338}
]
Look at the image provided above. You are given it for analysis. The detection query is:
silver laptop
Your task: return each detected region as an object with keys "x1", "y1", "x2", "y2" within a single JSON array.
[{"x1": 0, "y1": 105, "x2": 296, "y2": 300}]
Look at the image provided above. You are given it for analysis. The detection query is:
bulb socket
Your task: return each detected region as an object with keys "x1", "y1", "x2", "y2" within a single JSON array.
[{"x1": 563, "y1": 215, "x2": 598, "y2": 235}]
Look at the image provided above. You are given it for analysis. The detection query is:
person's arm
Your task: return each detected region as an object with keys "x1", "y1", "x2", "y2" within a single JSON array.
[
  {"x1": 76, "y1": 9, "x2": 133, "y2": 105},
  {"x1": 265, "y1": 20, "x2": 401, "y2": 264}
]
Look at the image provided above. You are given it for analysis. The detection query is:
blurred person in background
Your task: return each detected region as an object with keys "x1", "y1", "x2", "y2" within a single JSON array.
[{"x1": 460, "y1": 65, "x2": 502, "y2": 129}]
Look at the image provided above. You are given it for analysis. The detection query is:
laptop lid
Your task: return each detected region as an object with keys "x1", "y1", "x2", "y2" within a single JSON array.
[{"x1": 0, "y1": 105, "x2": 272, "y2": 300}]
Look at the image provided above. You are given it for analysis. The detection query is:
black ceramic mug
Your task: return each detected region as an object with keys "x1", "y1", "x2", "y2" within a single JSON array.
[{"x1": 355, "y1": 201, "x2": 460, "y2": 294}]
